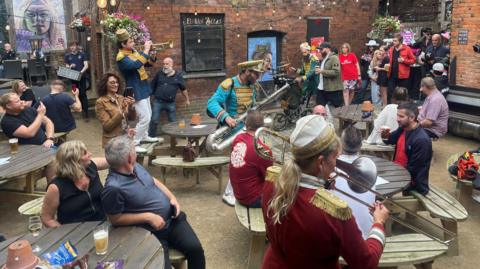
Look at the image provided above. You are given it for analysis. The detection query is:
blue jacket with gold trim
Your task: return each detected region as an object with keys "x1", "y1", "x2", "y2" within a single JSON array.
[
  {"x1": 207, "y1": 76, "x2": 256, "y2": 124},
  {"x1": 116, "y1": 49, "x2": 152, "y2": 101}
]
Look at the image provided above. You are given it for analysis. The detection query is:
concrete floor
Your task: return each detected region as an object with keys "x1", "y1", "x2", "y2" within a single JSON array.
[{"x1": 0, "y1": 117, "x2": 479, "y2": 269}]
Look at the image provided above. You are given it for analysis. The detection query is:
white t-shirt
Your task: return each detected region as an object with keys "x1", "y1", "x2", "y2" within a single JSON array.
[
  {"x1": 332, "y1": 154, "x2": 375, "y2": 239},
  {"x1": 366, "y1": 104, "x2": 399, "y2": 145}
]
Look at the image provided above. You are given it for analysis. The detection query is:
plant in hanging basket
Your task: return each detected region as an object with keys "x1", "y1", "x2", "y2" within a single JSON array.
[
  {"x1": 70, "y1": 12, "x2": 91, "y2": 32},
  {"x1": 367, "y1": 15, "x2": 401, "y2": 40},
  {"x1": 101, "y1": 12, "x2": 151, "y2": 44}
]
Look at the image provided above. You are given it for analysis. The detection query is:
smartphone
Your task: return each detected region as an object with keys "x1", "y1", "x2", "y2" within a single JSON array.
[
  {"x1": 124, "y1": 87, "x2": 134, "y2": 98},
  {"x1": 171, "y1": 204, "x2": 177, "y2": 218}
]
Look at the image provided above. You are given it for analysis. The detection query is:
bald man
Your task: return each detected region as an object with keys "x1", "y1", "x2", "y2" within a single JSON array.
[
  {"x1": 313, "y1": 104, "x2": 333, "y2": 125},
  {"x1": 149, "y1": 57, "x2": 190, "y2": 137},
  {"x1": 424, "y1": 34, "x2": 449, "y2": 73}
]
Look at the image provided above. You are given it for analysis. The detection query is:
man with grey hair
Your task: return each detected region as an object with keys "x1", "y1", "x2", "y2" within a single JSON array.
[
  {"x1": 418, "y1": 77, "x2": 449, "y2": 138},
  {"x1": 332, "y1": 125, "x2": 375, "y2": 239},
  {"x1": 101, "y1": 136, "x2": 205, "y2": 269}
]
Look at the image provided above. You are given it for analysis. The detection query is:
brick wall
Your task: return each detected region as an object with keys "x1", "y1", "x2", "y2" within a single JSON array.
[
  {"x1": 113, "y1": 0, "x2": 379, "y2": 120},
  {"x1": 450, "y1": 0, "x2": 480, "y2": 89}
]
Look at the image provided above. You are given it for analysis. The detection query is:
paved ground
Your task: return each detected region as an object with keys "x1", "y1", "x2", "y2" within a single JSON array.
[{"x1": 0, "y1": 116, "x2": 479, "y2": 269}]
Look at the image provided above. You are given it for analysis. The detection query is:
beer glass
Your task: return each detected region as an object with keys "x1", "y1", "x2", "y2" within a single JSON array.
[
  {"x1": 178, "y1": 119, "x2": 186, "y2": 129},
  {"x1": 93, "y1": 223, "x2": 109, "y2": 255},
  {"x1": 9, "y1": 138, "x2": 18, "y2": 154},
  {"x1": 384, "y1": 64, "x2": 390, "y2": 72},
  {"x1": 28, "y1": 216, "x2": 42, "y2": 253}
]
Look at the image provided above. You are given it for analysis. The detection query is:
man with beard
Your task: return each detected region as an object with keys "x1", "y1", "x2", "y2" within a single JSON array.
[
  {"x1": 207, "y1": 60, "x2": 264, "y2": 206},
  {"x1": 148, "y1": 57, "x2": 190, "y2": 137},
  {"x1": 315, "y1": 42, "x2": 344, "y2": 107},
  {"x1": 381, "y1": 102, "x2": 432, "y2": 195}
]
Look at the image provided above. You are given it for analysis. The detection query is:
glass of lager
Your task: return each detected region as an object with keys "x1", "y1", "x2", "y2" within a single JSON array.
[
  {"x1": 9, "y1": 138, "x2": 18, "y2": 154},
  {"x1": 93, "y1": 223, "x2": 109, "y2": 255}
]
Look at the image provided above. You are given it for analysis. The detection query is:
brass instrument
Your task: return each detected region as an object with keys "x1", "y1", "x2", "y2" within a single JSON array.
[
  {"x1": 205, "y1": 83, "x2": 290, "y2": 153},
  {"x1": 135, "y1": 40, "x2": 174, "y2": 51},
  {"x1": 254, "y1": 127, "x2": 458, "y2": 246}
]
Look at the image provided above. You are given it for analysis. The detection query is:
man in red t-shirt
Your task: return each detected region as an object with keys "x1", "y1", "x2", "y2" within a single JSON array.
[{"x1": 229, "y1": 110, "x2": 273, "y2": 207}]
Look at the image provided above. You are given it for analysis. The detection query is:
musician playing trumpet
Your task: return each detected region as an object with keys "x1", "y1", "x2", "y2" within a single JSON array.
[
  {"x1": 115, "y1": 29, "x2": 160, "y2": 150},
  {"x1": 262, "y1": 115, "x2": 389, "y2": 268}
]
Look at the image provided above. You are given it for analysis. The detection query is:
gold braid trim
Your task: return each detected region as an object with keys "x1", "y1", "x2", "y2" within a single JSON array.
[
  {"x1": 310, "y1": 188, "x2": 352, "y2": 221},
  {"x1": 265, "y1": 166, "x2": 282, "y2": 182},
  {"x1": 292, "y1": 126, "x2": 336, "y2": 160}
]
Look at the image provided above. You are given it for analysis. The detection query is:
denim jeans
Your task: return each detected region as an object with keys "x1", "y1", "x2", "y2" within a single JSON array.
[
  {"x1": 371, "y1": 81, "x2": 381, "y2": 105},
  {"x1": 149, "y1": 99, "x2": 176, "y2": 137},
  {"x1": 152, "y1": 212, "x2": 205, "y2": 269}
]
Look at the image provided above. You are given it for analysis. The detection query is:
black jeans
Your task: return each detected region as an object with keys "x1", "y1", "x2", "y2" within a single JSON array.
[
  {"x1": 72, "y1": 77, "x2": 89, "y2": 117},
  {"x1": 316, "y1": 90, "x2": 343, "y2": 107},
  {"x1": 152, "y1": 212, "x2": 205, "y2": 269}
]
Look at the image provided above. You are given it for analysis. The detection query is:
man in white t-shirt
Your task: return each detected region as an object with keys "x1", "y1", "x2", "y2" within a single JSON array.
[{"x1": 332, "y1": 125, "x2": 375, "y2": 239}]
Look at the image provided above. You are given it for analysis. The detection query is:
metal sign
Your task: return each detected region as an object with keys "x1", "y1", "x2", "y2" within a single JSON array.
[{"x1": 458, "y1": 29, "x2": 468, "y2": 45}]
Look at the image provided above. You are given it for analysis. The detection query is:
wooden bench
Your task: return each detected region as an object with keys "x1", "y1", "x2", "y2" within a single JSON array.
[
  {"x1": 151, "y1": 156, "x2": 229, "y2": 194},
  {"x1": 409, "y1": 185, "x2": 468, "y2": 256},
  {"x1": 18, "y1": 196, "x2": 44, "y2": 216},
  {"x1": 360, "y1": 142, "x2": 395, "y2": 161},
  {"x1": 136, "y1": 141, "x2": 161, "y2": 166},
  {"x1": 170, "y1": 248, "x2": 187, "y2": 269},
  {"x1": 234, "y1": 201, "x2": 266, "y2": 269}
]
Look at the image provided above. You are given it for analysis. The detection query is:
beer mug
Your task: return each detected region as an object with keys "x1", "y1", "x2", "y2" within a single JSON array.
[
  {"x1": 384, "y1": 64, "x2": 390, "y2": 72},
  {"x1": 9, "y1": 138, "x2": 18, "y2": 154},
  {"x1": 93, "y1": 223, "x2": 109, "y2": 255}
]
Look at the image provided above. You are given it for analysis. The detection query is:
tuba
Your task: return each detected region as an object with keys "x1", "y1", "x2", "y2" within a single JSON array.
[
  {"x1": 254, "y1": 127, "x2": 459, "y2": 246},
  {"x1": 205, "y1": 82, "x2": 291, "y2": 153}
]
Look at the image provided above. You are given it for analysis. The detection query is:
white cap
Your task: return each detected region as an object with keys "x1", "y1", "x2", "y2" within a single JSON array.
[
  {"x1": 432, "y1": 63, "x2": 445, "y2": 72},
  {"x1": 365, "y1": 40, "x2": 379, "y2": 47},
  {"x1": 290, "y1": 115, "x2": 337, "y2": 160}
]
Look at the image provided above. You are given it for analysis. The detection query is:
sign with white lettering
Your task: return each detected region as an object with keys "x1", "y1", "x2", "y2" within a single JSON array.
[
  {"x1": 182, "y1": 14, "x2": 224, "y2": 26},
  {"x1": 458, "y1": 29, "x2": 468, "y2": 45}
]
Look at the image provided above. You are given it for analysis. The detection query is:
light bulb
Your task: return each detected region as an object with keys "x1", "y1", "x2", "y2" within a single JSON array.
[
  {"x1": 236, "y1": 12, "x2": 239, "y2": 16},
  {"x1": 298, "y1": 16, "x2": 302, "y2": 20},
  {"x1": 110, "y1": 0, "x2": 116, "y2": 6},
  {"x1": 147, "y1": 6, "x2": 151, "y2": 10},
  {"x1": 197, "y1": 38, "x2": 201, "y2": 43},
  {"x1": 236, "y1": 33, "x2": 240, "y2": 38},
  {"x1": 5, "y1": 24, "x2": 10, "y2": 31},
  {"x1": 273, "y1": 8, "x2": 276, "y2": 14},
  {"x1": 269, "y1": 25, "x2": 273, "y2": 30},
  {"x1": 307, "y1": 1, "x2": 311, "y2": 7},
  {"x1": 87, "y1": 36, "x2": 91, "y2": 41},
  {"x1": 194, "y1": 10, "x2": 198, "y2": 16},
  {"x1": 333, "y1": 1, "x2": 336, "y2": 5},
  {"x1": 97, "y1": 0, "x2": 107, "y2": 8}
]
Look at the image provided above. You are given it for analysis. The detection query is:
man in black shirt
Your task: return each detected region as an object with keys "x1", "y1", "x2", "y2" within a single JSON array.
[
  {"x1": 148, "y1": 57, "x2": 190, "y2": 137},
  {"x1": 424, "y1": 34, "x2": 450, "y2": 73},
  {"x1": 0, "y1": 92, "x2": 56, "y2": 180},
  {"x1": 65, "y1": 41, "x2": 89, "y2": 119},
  {"x1": 0, "y1": 43, "x2": 17, "y2": 78}
]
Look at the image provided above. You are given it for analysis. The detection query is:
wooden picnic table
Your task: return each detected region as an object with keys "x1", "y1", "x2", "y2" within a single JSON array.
[
  {"x1": 370, "y1": 155, "x2": 411, "y2": 197},
  {"x1": 161, "y1": 119, "x2": 218, "y2": 155},
  {"x1": 0, "y1": 143, "x2": 55, "y2": 202},
  {"x1": 0, "y1": 221, "x2": 165, "y2": 269},
  {"x1": 332, "y1": 104, "x2": 382, "y2": 137}
]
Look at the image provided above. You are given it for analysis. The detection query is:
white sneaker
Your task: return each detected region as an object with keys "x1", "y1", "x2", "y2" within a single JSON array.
[
  {"x1": 141, "y1": 136, "x2": 162, "y2": 143},
  {"x1": 135, "y1": 146, "x2": 147, "y2": 153},
  {"x1": 222, "y1": 193, "x2": 236, "y2": 207}
]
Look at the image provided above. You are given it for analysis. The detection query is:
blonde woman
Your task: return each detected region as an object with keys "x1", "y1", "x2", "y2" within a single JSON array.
[
  {"x1": 339, "y1": 43, "x2": 361, "y2": 106},
  {"x1": 261, "y1": 115, "x2": 389, "y2": 268},
  {"x1": 368, "y1": 50, "x2": 383, "y2": 105},
  {"x1": 41, "y1": 141, "x2": 109, "y2": 228},
  {"x1": 11, "y1": 80, "x2": 36, "y2": 107}
]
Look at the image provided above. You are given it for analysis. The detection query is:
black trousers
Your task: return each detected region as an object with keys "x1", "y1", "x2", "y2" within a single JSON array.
[
  {"x1": 153, "y1": 212, "x2": 205, "y2": 269},
  {"x1": 71, "y1": 77, "x2": 89, "y2": 117},
  {"x1": 316, "y1": 90, "x2": 343, "y2": 107}
]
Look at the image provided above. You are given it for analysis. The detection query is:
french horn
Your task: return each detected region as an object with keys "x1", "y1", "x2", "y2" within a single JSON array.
[{"x1": 253, "y1": 126, "x2": 458, "y2": 246}]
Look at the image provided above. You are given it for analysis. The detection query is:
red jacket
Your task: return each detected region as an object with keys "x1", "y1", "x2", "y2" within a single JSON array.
[{"x1": 388, "y1": 45, "x2": 416, "y2": 79}]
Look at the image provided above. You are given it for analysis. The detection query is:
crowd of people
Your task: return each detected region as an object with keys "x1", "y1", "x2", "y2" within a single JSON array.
[{"x1": 0, "y1": 27, "x2": 454, "y2": 269}]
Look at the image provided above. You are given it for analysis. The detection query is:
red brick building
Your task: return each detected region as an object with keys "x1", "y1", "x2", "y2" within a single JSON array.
[{"x1": 99, "y1": 0, "x2": 379, "y2": 117}]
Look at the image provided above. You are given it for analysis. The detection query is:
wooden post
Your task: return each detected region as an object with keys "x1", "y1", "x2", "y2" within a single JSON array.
[
  {"x1": 441, "y1": 219, "x2": 459, "y2": 256},
  {"x1": 24, "y1": 173, "x2": 35, "y2": 194},
  {"x1": 247, "y1": 234, "x2": 266, "y2": 269}
]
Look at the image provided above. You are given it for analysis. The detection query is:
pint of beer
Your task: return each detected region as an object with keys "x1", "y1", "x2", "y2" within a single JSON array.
[
  {"x1": 9, "y1": 138, "x2": 18, "y2": 154},
  {"x1": 384, "y1": 64, "x2": 390, "y2": 72},
  {"x1": 93, "y1": 224, "x2": 109, "y2": 255}
]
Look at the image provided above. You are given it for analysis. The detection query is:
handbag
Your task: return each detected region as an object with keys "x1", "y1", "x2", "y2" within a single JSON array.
[{"x1": 182, "y1": 141, "x2": 197, "y2": 162}]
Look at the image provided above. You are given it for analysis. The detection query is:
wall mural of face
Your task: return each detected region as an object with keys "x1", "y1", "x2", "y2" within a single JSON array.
[{"x1": 24, "y1": 3, "x2": 52, "y2": 35}]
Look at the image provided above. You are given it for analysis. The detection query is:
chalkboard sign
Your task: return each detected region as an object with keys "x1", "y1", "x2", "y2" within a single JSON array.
[
  {"x1": 181, "y1": 13, "x2": 225, "y2": 73},
  {"x1": 458, "y1": 29, "x2": 468, "y2": 45}
]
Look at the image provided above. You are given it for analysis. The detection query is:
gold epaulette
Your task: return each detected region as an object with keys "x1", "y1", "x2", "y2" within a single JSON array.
[
  {"x1": 220, "y1": 78, "x2": 233, "y2": 91},
  {"x1": 310, "y1": 188, "x2": 352, "y2": 221},
  {"x1": 265, "y1": 166, "x2": 282, "y2": 182},
  {"x1": 116, "y1": 51, "x2": 126, "y2": 61}
]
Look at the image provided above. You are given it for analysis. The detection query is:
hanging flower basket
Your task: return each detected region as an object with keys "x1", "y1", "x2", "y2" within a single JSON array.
[
  {"x1": 70, "y1": 14, "x2": 91, "y2": 32},
  {"x1": 367, "y1": 16, "x2": 402, "y2": 40},
  {"x1": 101, "y1": 12, "x2": 151, "y2": 44}
]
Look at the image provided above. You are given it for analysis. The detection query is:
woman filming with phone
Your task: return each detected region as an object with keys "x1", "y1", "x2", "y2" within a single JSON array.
[{"x1": 95, "y1": 73, "x2": 137, "y2": 148}]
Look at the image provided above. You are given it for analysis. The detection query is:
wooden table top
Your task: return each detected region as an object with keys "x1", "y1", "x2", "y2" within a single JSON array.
[
  {"x1": 152, "y1": 156, "x2": 230, "y2": 168},
  {"x1": 370, "y1": 155, "x2": 411, "y2": 197},
  {"x1": 0, "y1": 144, "x2": 54, "y2": 180},
  {"x1": 0, "y1": 221, "x2": 164, "y2": 269},
  {"x1": 446, "y1": 152, "x2": 479, "y2": 185},
  {"x1": 161, "y1": 119, "x2": 218, "y2": 139},
  {"x1": 332, "y1": 104, "x2": 382, "y2": 123}
]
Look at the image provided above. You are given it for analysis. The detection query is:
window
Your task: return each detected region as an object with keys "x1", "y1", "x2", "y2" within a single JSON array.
[{"x1": 181, "y1": 13, "x2": 225, "y2": 73}]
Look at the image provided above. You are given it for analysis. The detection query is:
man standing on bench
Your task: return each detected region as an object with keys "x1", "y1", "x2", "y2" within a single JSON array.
[
  {"x1": 229, "y1": 110, "x2": 273, "y2": 208},
  {"x1": 382, "y1": 103, "x2": 432, "y2": 195}
]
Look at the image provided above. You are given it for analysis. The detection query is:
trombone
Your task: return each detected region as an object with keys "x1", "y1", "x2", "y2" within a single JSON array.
[
  {"x1": 135, "y1": 40, "x2": 174, "y2": 51},
  {"x1": 253, "y1": 126, "x2": 458, "y2": 246}
]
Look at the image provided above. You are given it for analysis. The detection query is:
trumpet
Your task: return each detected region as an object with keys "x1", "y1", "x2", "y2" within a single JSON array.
[
  {"x1": 135, "y1": 40, "x2": 174, "y2": 51},
  {"x1": 205, "y1": 83, "x2": 290, "y2": 153},
  {"x1": 254, "y1": 127, "x2": 458, "y2": 246}
]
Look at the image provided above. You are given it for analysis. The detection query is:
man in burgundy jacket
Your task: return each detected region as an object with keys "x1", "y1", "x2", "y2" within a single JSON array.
[
  {"x1": 388, "y1": 33, "x2": 416, "y2": 102},
  {"x1": 229, "y1": 110, "x2": 273, "y2": 208}
]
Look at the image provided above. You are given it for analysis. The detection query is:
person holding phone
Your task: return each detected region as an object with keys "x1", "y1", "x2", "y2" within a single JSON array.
[{"x1": 95, "y1": 73, "x2": 138, "y2": 150}]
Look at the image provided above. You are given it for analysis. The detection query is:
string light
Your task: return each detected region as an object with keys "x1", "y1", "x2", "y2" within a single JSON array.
[
  {"x1": 307, "y1": 1, "x2": 311, "y2": 7},
  {"x1": 5, "y1": 24, "x2": 10, "y2": 31},
  {"x1": 194, "y1": 9, "x2": 198, "y2": 16},
  {"x1": 109, "y1": 0, "x2": 116, "y2": 6},
  {"x1": 146, "y1": 5, "x2": 150, "y2": 10},
  {"x1": 298, "y1": 16, "x2": 302, "y2": 20},
  {"x1": 87, "y1": 36, "x2": 91, "y2": 41},
  {"x1": 236, "y1": 33, "x2": 240, "y2": 38},
  {"x1": 333, "y1": 1, "x2": 336, "y2": 5},
  {"x1": 97, "y1": 0, "x2": 107, "y2": 9},
  {"x1": 197, "y1": 33, "x2": 201, "y2": 43},
  {"x1": 269, "y1": 24, "x2": 273, "y2": 30}
]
